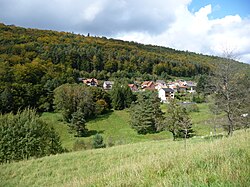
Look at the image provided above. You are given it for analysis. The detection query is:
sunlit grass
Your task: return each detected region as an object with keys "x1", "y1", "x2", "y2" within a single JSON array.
[
  {"x1": 41, "y1": 103, "x2": 225, "y2": 150},
  {"x1": 1, "y1": 130, "x2": 249, "y2": 187},
  {"x1": 41, "y1": 110, "x2": 172, "y2": 150}
]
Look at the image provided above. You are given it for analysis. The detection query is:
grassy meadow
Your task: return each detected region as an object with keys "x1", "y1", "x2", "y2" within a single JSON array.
[
  {"x1": 41, "y1": 103, "x2": 221, "y2": 150},
  {"x1": 1, "y1": 129, "x2": 249, "y2": 187},
  {"x1": 41, "y1": 110, "x2": 172, "y2": 150}
]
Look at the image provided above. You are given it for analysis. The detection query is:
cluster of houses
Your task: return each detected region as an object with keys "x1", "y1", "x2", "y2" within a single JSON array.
[{"x1": 81, "y1": 78, "x2": 197, "y2": 103}]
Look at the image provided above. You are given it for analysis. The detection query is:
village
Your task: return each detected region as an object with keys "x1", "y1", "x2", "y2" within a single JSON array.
[{"x1": 82, "y1": 78, "x2": 197, "y2": 103}]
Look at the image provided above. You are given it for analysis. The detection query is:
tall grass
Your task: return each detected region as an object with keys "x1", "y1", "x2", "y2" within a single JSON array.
[{"x1": 1, "y1": 130, "x2": 249, "y2": 186}]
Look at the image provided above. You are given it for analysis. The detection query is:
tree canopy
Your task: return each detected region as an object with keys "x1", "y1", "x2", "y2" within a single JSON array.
[{"x1": 0, "y1": 108, "x2": 63, "y2": 163}]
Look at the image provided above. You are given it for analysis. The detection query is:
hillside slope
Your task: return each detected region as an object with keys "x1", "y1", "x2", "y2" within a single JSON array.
[
  {"x1": 41, "y1": 103, "x2": 221, "y2": 150},
  {"x1": 1, "y1": 130, "x2": 249, "y2": 187},
  {"x1": 1, "y1": 23, "x2": 249, "y2": 114}
]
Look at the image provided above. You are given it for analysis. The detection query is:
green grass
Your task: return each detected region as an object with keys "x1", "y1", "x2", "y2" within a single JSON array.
[
  {"x1": 41, "y1": 110, "x2": 172, "y2": 150},
  {"x1": 162, "y1": 103, "x2": 224, "y2": 136},
  {"x1": 189, "y1": 103, "x2": 224, "y2": 136},
  {"x1": 41, "y1": 112, "x2": 77, "y2": 149},
  {"x1": 41, "y1": 103, "x2": 225, "y2": 150},
  {"x1": 1, "y1": 130, "x2": 249, "y2": 186}
]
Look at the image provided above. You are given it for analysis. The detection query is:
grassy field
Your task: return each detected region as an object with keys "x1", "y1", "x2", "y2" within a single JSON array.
[
  {"x1": 1, "y1": 130, "x2": 249, "y2": 186},
  {"x1": 41, "y1": 103, "x2": 223, "y2": 150},
  {"x1": 41, "y1": 110, "x2": 172, "y2": 150}
]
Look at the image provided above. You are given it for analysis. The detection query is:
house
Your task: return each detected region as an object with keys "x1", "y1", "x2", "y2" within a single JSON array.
[
  {"x1": 155, "y1": 80, "x2": 167, "y2": 90},
  {"x1": 83, "y1": 78, "x2": 98, "y2": 86},
  {"x1": 128, "y1": 84, "x2": 138, "y2": 92},
  {"x1": 178, "y1": 85, "x2": 187, "y2": 92},
  {"x1": 103, "y1": 81, "x2": 114, "y2": 90},
  {"x1": 77, "y1": 77, "x2": 84, "y2": 82},
  {"x1": 141, "y1": 81, "x2": 155, "y2": 91},
  {"x1": 158, "y1": 88, "x2": 175, "y2": 103},
  {"x1": 168, "y1": 84, "x2": 178, "y2": 92},
  {"x1": 186, "y1": 81, "x2": 197, "y2": 93}
]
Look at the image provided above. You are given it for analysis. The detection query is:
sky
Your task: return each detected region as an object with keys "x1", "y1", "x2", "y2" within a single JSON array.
[{"x1": 1, "y1": 0, "x2": 250, "y2": 63}]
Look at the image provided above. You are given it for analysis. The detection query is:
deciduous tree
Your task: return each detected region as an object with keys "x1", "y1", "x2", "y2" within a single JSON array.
[
  {"x1": 162, "y1": 100, "x2": 194, "y2": 140},
  {"x1": 211, "y1": 53, "x2": 250, "y2": 136}
]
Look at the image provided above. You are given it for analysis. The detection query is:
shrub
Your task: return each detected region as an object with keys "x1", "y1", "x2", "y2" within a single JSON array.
[
  {"x1": 95, "y1": 99, "x2": 109, "y2": 115},
  {"x1": 107, "y1": 137, "x2": 115, "y2": 147},
  {"x1": 180, "y1": 102, "x2": 199, "y2": 113},
  {"x1": 92, "y1": 134, "x2": 106, "y2": 149},
  {"x1": 192, "y1": 94, "x2": 206, "y2": 103},
  {"x1": 73, "y1": 140, "x2": 86, "y2": 151},
  {"x1": 0, "y1": 108, "x2": 63, "y2": 163}
]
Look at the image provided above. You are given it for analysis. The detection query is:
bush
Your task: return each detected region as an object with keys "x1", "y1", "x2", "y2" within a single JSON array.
[
  {"x1": 107, "y1": 137, "x2": 115, "y2": 147},
  {"x1": 73, "y1": 140, "x2": 86, "y2": 151},
  {"x1": 192, "y1": 94, "x2": 206, "y2": 103},
  {"x1": 180, "y1": 102, "x2": 199, "y2": 113},
  {"x1": 0, "y1": 108, "x2": 64, "y2": 163},
  {"x1": 92, "y1": 134, "x2": 106, "y2": 149},
  {"x1": 95, "y1": 99, "x2": 109, "y2": 115}
]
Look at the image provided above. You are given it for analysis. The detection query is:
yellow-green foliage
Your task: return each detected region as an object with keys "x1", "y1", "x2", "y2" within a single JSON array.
[{"x1": 1, "y1": 130, "x2": 249, "y2": 186}]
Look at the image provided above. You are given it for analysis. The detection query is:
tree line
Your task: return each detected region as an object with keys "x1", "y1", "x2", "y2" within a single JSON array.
[{"x1": 0, "y1": 23, "x2": 216, "y2": 114}]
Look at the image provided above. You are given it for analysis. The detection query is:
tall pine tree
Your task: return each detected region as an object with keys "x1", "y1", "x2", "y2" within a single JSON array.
[
  {"x1": 130, "y1": 92, "x2": 163, "y2": 134},
  {"x1": 111, "y1": 81, "x2": 134, "y2": 110},
  {"x1": 69, "y1": 109, "x2": 88, "y2": 137}
]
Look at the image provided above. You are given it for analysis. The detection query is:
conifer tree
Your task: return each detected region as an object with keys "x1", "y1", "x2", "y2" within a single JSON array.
[
  {"x1": 92, "y1": 133, "x2": 106, "y2": 149},
  {"x1": 111, "y1": 81, "x2": 134, "y2": 110},
  {"x1": 0, "y1": 87, "x2": 13, "y2": 113},
  {"x1": 130, "y1": 92, "x2": 163, "y2": 134},
  {"x1": 69, "y1": 109, "x2": 88, "y2": 137}
]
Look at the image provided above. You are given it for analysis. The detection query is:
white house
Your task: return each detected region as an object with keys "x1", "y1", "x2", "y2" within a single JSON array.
[
  {"x1": 158, "y1": 88, "x2": 175, "y2": 103},
  {"x1": 103, "y1": 81, "x2": 114, "y2": 90},
  {"x1": 186, "y1": 81, "x2": 197, "y2": 93}
]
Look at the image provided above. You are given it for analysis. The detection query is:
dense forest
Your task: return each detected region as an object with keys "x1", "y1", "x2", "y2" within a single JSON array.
[{"x1": 0, "y1": 23, "x2": 247, "y2": 114}]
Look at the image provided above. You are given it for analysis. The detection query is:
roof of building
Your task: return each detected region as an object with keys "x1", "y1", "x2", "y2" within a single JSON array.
[
  {"x1": 142, "y1": 81, "x2": 155, "y2": 88},
  {"x1": 83, "y1": 78, "x2": 98, "y2": 84},
  {"x1": 161, "y1": 88, "x2": 174, "y2": 92},
  {"x1": 156, "y1": 80, "x2": 166, "y2": 84},
  {"x1": 186, "y1": 81, "x2": 197, "y2": 87},
  {"x1": 128, "y1": 84, "x2": 137, "y2": 88},
  {"x1": 103, "y1": 81, "x2": 114, "y2": 85}
]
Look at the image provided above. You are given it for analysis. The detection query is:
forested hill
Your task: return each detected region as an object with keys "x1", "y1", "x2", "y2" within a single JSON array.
[
  {"x1": 0, "y1": 23, "x2": 246, "y2": 114},
  {"x1": 0, "y1": 22, "x2": 219, "y2": 79}
]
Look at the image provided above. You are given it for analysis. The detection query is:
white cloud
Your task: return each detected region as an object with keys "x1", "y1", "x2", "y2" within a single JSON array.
[
  {"x1": 116, "y1": 3, "x2": 250, "y2": 64},
  {"x1": 82, "y1": 1, "x2": 104, "y2": 22}
]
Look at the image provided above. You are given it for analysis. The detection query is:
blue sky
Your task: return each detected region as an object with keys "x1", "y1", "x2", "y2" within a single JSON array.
[
  {"x1": 189, "y1": 0, "x2": 250, "y2": 18},
  {"x1": 0, "y1": 0, "x2": 250, "y2": 63}
]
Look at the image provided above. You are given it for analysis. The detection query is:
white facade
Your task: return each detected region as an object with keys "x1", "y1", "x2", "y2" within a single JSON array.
[
  {"x1": 103, "y1": 81, "x2": 114, "y2": 90},
  {"x1": 158, "y1": 88, "x2": 174, "y2": 103}
]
